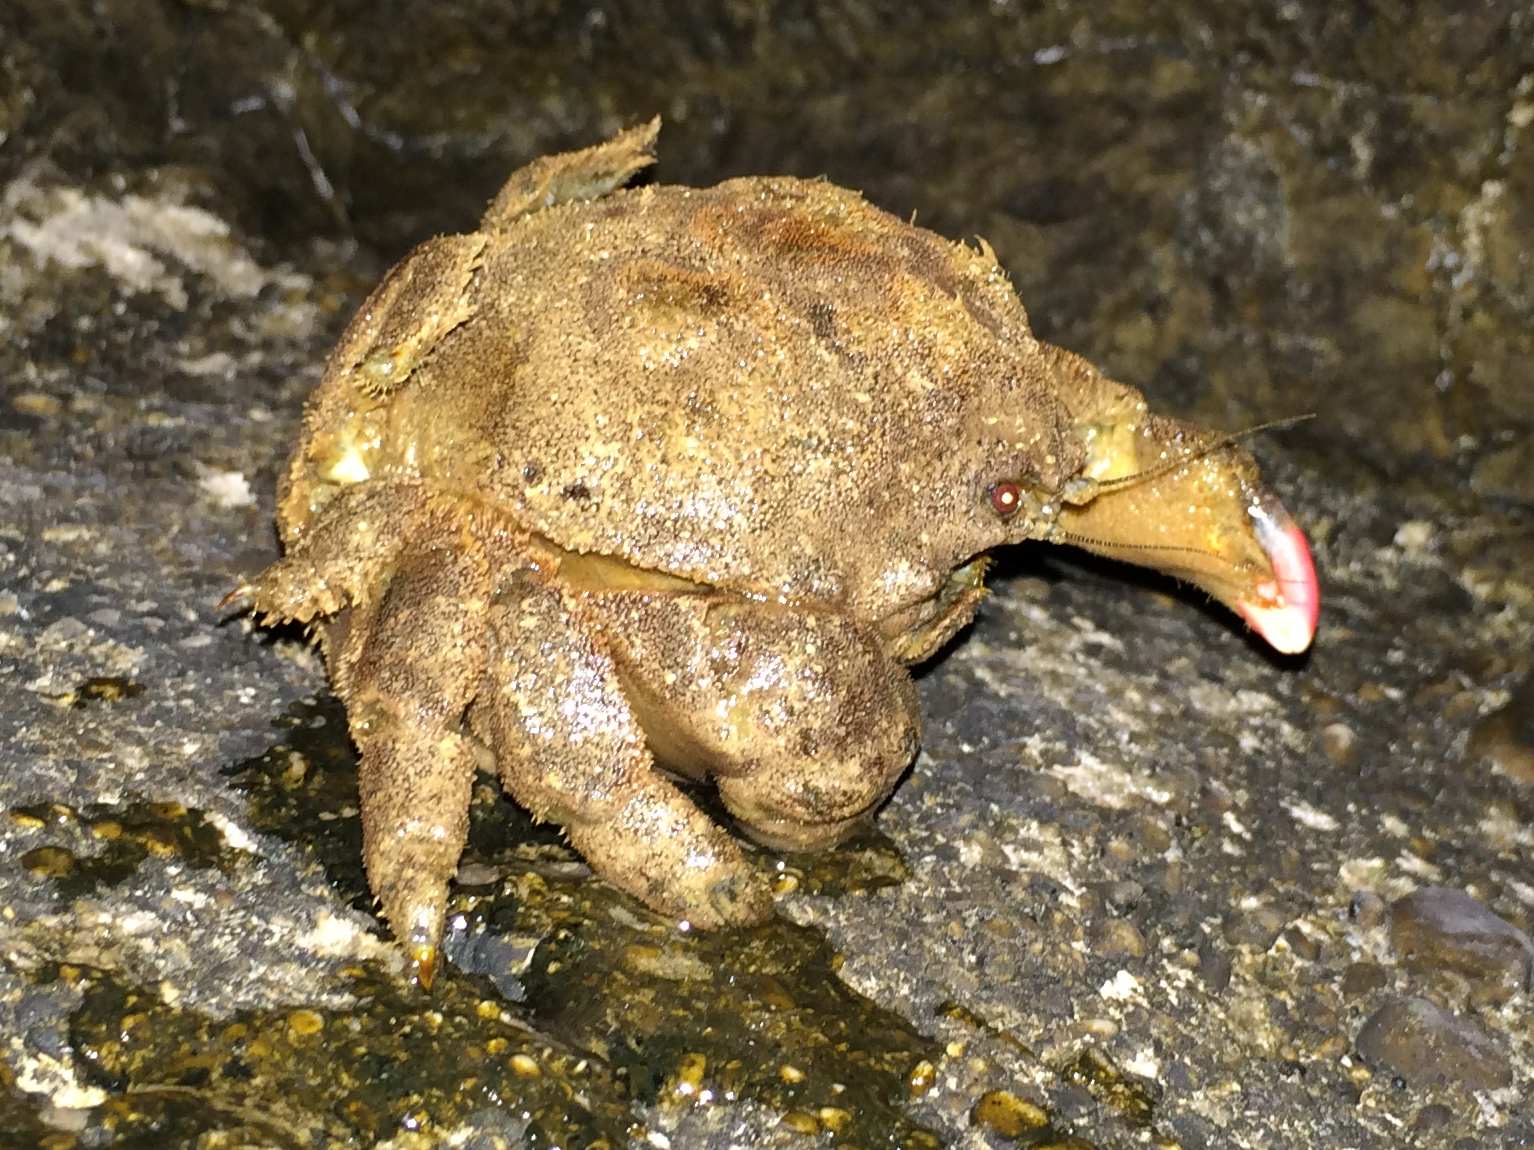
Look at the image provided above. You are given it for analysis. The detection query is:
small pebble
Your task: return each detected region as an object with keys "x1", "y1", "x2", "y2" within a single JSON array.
[
  {"x1": 1412, "y1": 1103, "x2": 1453, "y2": 1134},
  {"x1": 1340, "y1": 961, "x2": 1387, "y2": 999},
  {"x1": 817, "y1": 1107, "x2": 851, "y2": 1133},
  {"x1": 1348, "y1": 891, "x2": 1387, "y2": 929},
  {"x1": 779, "y1": 1110, "x2": 819, "y2": 1135},
  {"x1": 1093, "y1": 918, "x2": 1148, "y2": 959},
  {"x1": 1224, "y1": 905, "x2": 1287, "y2": 951},
  {"x1": 1318, "y1": 722, "x2": 1358, "y2": 767},
  {"x1": 971, "y1": 1089, "x2": 1049, "y2": 1139},
  {"x1": 1198, "y1": 943, "x2": 1232, "y2": 993}
]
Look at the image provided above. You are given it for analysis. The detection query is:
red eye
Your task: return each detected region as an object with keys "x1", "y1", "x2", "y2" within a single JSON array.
[{"x1": 989, "y1": 482, "x2": 1022, "y2": 518}]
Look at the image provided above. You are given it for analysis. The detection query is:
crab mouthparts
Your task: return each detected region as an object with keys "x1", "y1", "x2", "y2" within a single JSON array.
[{"x1": 1236, "y1": 495, "x2": 1319, "y2": 655}]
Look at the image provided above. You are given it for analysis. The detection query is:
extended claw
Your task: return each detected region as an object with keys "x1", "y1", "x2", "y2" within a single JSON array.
[{"x1": 1052, "y1": 422, "x2": 1320, "y2": 655}]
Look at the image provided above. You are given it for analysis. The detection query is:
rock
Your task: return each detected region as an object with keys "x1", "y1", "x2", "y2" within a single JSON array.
[
  {"x1": 1349, "y1": 891, "x2": 1388, "y2": 929},
  {"x1": 5, "y1": 1, "x2": 1534, "y2": 1147},
  {"x1": 1389, "y1": 886, "x2": 1534, "y2": 1002},
  {"x1": 1318, "y1": 721, "x2": 1359, "y2": 767},
  {"x1": 1468, "y1": 675, "x2": 1534, "y2": 785},
  {"x1": 1340, "y1": 961, "x2": 1387, "y2": 1000},
  {"x1": 1355, "y1": 998, "x2": 1512, "y2": 1091}
]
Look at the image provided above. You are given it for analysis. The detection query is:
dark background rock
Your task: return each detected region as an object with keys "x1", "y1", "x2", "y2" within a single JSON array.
[{"x1": 2, "y1": 1, "x2": 1532, "y2": 1147}]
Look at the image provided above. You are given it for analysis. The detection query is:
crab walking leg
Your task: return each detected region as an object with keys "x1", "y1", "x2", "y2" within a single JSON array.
[
  {"x1": 230, "y1": 482, "x2": 434, "y2": 625},
  {"x1": 481, "y1": 577, "x2": 771, "y2": 928},
  {"x1": 480, "y1": 116, "x2": 659, "y2": 232},
  {"x1": 339, "y1": 543, "x2": 489, "y2": 987}
]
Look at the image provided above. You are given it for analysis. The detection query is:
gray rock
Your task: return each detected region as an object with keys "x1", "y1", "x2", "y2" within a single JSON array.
[
  {"x1": 1390, "y1": 886, "x2": 1534, "y2": 1002},
  {"x1": 1355, "y1": 998, "x2": 1512, "y2": 1092}
]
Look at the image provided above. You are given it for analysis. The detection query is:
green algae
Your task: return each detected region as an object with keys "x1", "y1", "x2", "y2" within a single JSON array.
[
  {"x1": 221, "y1": 697, "x2": 943, "y2": 1145},
  {"x1": 55, "y1": 959, "x2": 633, "y2": 1149},
  {"x1": 1058, "y1": 1048, "x2": 1160, "y2": 1129},
  {"x1": 70, "y1": 677, "x2": 146, "y2": 708},
  {"x1": 9, "y1": 800, "x2": 233, "y2": 902}
]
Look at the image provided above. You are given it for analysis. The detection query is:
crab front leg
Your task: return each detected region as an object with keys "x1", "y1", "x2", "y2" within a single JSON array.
[
  {"x1": 1042, "y1": 343, "x2": 1319, "y2": 653},
  {"x1": 235, "y1": 483, "x2": 494, "y2": 985},
  {"x1": 477, "y1": 575, "x2": 771, "y2": 928},
  {"x1": 335, "y1": 541, "x2": 490, "y2": 987}
]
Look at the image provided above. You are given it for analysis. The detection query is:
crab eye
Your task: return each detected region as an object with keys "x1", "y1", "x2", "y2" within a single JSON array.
[{"x1": 989, "y1": 481, "x2": 1023, "y2": 518}]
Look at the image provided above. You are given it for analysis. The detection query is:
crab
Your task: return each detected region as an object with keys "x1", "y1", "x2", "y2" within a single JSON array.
[{"x1": 231, "y1": 119, "x2": 1319, "y2": 985}]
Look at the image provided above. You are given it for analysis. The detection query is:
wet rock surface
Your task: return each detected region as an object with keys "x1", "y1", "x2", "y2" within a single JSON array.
[{"x1": 2, "y1": 2, "x2": 1532, "y2": 1148}]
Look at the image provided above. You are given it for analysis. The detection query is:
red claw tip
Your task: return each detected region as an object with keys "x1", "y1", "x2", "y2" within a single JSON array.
[{"x1": 1238, "y1": 497, "x2": 1319, "y2": 655}]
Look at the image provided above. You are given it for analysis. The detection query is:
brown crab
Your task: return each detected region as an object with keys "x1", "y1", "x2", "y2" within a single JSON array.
[{"x1": 230, "y1": 119, "x2": 1318, "y2": 984}]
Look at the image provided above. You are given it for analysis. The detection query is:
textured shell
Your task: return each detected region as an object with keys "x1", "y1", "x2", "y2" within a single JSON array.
[{"x1": 282, "y1": 176, "x2": 1086, "y2": 623}]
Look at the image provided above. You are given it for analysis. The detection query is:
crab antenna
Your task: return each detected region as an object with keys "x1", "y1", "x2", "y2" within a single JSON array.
[{"x1": 1090, "y1": 413, "x2": 1315, "y2": 496}]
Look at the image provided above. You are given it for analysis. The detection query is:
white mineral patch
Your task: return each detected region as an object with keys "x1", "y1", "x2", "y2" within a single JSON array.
[
  {"x1": 205, "y1": 811, "x2": 259, "y2": 853},
  {"x1": 1479, "y1": 805, "x2": 1534, "y2": 850},
  {"x1": 1050, "y1": 749, "x2": 1172, "y2": 809},
  {"x1": 1393, "y1": 519, "x2": 1435, "y2": 553},
  {"x1": 999, "y1": 819, "x2": 1080, "y2": 893},
  {"x1": 296, "y1": 911, "x2": 397, "y2": 965},
  {"x1": 1099, "y1": 968, "x2": 1143, "y2": 1001},
  {"x1": 2, "y1": 178, "x2": 307, "y2": 309},
  {"x1": 1123, "y1": 1047, "x2": 1161, "y2": 1080},
  {"x1": 1396, "y1": 851, "x2": 1444, "y2": 882},
  {"x1": 1380, "y1": 813, "x2": 1410, "y2": 837},
  {"x1": 15, "y1": 1053, "x2": 107, "y2": 1112},
  {"x1": 198, "y1": 468, "x2": 256, "y2": 508},
  {"x1": 1283, "y1": 799, "x2": 1339, "y2": 832},
  {"x1": 1338, "y1": 857, "x2": 1388, "y2": 890}
]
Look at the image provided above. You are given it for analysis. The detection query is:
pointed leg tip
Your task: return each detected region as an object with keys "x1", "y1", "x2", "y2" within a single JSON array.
[
  {"x1": 216, "y1": 584, "x2": 251, "y2": 613},
  {"x1": 407, "y1": 943, "x2": 439, "y2": 990}
]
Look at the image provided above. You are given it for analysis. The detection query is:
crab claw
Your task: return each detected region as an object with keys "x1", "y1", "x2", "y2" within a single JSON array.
[
  {"x1": 1234, "y1": 495, "x2": 1318, "y2": 655},
  {"x1": 1051, "y1": 414, "x2": 1319, "y2": 655}
]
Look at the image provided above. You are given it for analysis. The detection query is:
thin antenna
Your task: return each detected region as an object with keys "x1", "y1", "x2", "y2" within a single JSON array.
[{"x1": 1091, "y1": 414, "x2": 1315, "y2": 496}]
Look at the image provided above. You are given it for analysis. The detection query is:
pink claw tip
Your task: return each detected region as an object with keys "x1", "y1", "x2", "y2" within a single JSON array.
[{"x1": 1238, "y1": 497, "x2": 1319, "y2": 655}]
